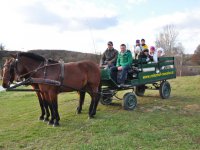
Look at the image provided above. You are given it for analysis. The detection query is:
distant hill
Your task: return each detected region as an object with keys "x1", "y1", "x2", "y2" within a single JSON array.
[
  {"x1": 0, "y1": 49, "x2": 101, "y2": 67},
  {"x1": 28, "y1": 50, "x2": 100, "y2": 63}
]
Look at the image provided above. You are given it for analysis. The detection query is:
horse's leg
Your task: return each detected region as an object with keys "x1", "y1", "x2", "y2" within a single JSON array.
[
  {"x1": 44, "y1": 92, "x2": 55, "y2": 125},
  {"x1": 77, "y1": 91, "x2": 86, "y2": 114},
  {"x1": 40, "y1": 92, "x2": 50, "y2": 122},
  {"x1": 92, "y1": 83, "x2": 102, "y2": 116},
  {"x1": 32, "y1": 84, "x2": 45, "y2": 121},
  {"x1": 47, "y1": 101, "x2": 55, "y2": 125},
  {"x1": 43, "y1": 100, "x2": 50, "y2": 122},
  {"x1": 88, "y1": 93, "x2": 95, "y2": 119},
  {"x1": 89, "y1": 92, "x2": 100, "y2": 117},
  {"x1": 37, "y1": 92, "x2": 45, "y2": 120},
  {"x1": 88, "y1": 90, "x2": 95, "y2": 119},
  {"x1": 53, "y1": 99, "x2": 60, "y2": 127},
  {"x1": 85, "y1": 86, "x2": 96, "y2": 118},
  {"x1": 87, "y1": 83, "x2": 101, "y2": 118},
  {"x1": 48, "y1": 91, "x2": 60, "y2": 127},
  {"x1": 91, "y1": 86, "x2": 101, "y2": 116}
]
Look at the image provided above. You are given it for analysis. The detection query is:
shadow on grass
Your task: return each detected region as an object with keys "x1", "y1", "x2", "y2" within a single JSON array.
[{"x1": 109, "y1": 102, "x2": 122, "y2": 107}]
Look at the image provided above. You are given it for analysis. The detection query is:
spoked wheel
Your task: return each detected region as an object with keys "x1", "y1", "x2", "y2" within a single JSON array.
[
  {"x1": 100, "y1": 90, "x2": 113, "y2": 105},
  {"x1": 122, "y1": 92, "x2": 137, "y2": 110},
  {"x1": 159, "y1": 81, "x2": 171, "y2": 99},
  {"x1": 135, "y1": 85, "x2": 146, "y2": 96}
]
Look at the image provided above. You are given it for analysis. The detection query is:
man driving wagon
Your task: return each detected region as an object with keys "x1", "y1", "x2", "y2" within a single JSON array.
[{"x1": 100, "y1": 41, "x2": 118, "y2": 68}]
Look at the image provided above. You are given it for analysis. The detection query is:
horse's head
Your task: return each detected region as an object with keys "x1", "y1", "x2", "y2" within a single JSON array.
[
  {"x1": 9, "y1": 53, "x2": 31, "y2": 81},
  {"x1": 1, "y1": 58, "x2": 16, "y2": 88},
  {"x1": 1, "y1": 52, "x2": 49, "y2": 88}
]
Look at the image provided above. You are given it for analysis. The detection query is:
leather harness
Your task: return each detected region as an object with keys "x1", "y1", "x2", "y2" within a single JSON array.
[
  {"x1": 11, "y1": 55, "x2": 65, "y2": 87},
  {"x1": 59, "y1": 60, "x2": 65, "y2": 86}
]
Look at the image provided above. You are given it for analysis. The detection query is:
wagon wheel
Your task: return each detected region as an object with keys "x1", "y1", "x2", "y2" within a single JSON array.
[
  {"x1": 159, "y1": 81, "x2": 171, "y2": 99},
  {"x1": 122, "y1": 92, "x2": 137, "y2": 110},
  {"x1": 135, "y1": 85, "x2": 146, "y2": 96},
  {"x1": 100, "y1": 90, "x2": 113, "y2": 105}
]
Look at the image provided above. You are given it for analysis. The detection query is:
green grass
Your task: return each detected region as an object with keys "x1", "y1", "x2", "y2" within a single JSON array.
[{"x1": 0, "y1": 76, "x2": 200, "y2": 150}]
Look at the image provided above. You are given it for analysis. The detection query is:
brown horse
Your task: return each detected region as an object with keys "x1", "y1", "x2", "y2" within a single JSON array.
[
  {"x1": 2, "y1": 58, "x2": 50, "y2": 122},
  {"x1": 2, "y1": 52, "x2": 101, "y2": 126}
]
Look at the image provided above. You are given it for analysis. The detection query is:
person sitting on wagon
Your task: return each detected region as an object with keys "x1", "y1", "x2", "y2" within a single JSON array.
[
  {"x1": 110, "y1": 44, "x2": 133, "y2": 85},
  {"x1": 100, "y1": 41, "x2": 118, "y2": 68},
  {"x1": 141, "y1": 39, "x2": 148, "y2": 50},
  {"x1": 149, "y1": 46, "x2": 158, "y2": 63},
  {"x1": 138, "y1": 49, "x2": 153, "y2": 63},
  {"x1": 157, "y1": 47, "x2": 165, "y2": 57},
  {"x1": 133, "y1": 39, "x2": 142, "y2": 59},
  {"x1": 157, "y1": 47, "x2": 173, "y2": 69}
]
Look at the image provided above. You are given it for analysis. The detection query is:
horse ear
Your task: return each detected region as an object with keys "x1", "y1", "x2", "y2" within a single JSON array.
[{"x1": 10, "y1": 54, "x2": 17, "y2": 58}]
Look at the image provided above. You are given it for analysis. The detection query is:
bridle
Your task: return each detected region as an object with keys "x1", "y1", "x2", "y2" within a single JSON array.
[
  {"x1": 1, "y1": 54, "x2": 43, "y2": 83},
  {"x1": 12, "y1": 53, "x2": 47, "y2": 82},
  {"x1": 12, "y1": 54, "x2": 61, "y2": 82},
  {"x1": 2, "y1": 60, "x2": 15, "y2": 82},
  {"x1": 2, "y1": 53, "x2": 63, "y2": 88}
]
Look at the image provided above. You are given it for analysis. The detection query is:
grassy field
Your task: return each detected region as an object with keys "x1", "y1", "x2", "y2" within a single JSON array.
[{"x1": 0, "y1": 76, "x2": 200, "y2": 150}]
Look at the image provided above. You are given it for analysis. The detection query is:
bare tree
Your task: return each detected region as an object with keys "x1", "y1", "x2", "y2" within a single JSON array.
[
  {"x1": 0, "y1": 43, "x2": 5, "y2": 51},
  {"x1": 191, "y1": 44, "x2": 200, "y2": 65},
  {"x1": 155, "y1": 24, "x2": 185, "y2": 76},
  {"x1": 174, "y1": 42, "x2": 185, "y2": 76},
  {"x1": 155, "y1": 24, "x2": 180, "y2": 56},
  {"x1": 174, "y1": 42, "x2": 184, "y2": 55}
]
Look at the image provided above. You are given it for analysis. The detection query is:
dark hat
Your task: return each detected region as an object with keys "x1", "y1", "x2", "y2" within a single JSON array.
[
  {"x1": 136, "y1": 39, "x2": 140, "y2": 43},
  {"x1": 107, "y1": 41, "x2": 113, "y2": 45}
]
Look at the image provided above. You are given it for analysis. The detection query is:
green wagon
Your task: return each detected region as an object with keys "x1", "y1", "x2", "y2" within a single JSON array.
[{"x1": 100, "y1": 57, "x2": 176, "y2": 110}]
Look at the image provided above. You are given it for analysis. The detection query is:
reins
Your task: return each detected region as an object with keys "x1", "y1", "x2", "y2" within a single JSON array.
[{"x1": 17, "y1": 62, "x2": 60, "y2": 79}]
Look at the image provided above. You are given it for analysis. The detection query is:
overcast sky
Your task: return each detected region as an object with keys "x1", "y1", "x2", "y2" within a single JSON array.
[{"x1": 0, "y1": 0, "x2": 200, "y2": 54}]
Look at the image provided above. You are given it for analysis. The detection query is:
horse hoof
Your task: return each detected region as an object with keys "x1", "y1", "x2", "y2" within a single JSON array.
[
  {"x1": 91, "y1": 112, "x2": 96, "y2": 116},
  {"x1": 53, "y1": 122, "x2": 60, "y2": 127},
  {"x1": 48, "y1": 120, "x2": 54, "y2": 125},
  {"x1": 39, "y1": 116, "x2": 44, "y2": 121},
  {"x1": 76, "y1": 111, "x2": 81, "y2": 114},
  {"x1": 76, "y1": 107, "x2": 82, "y2": 114},
  {"x1": 43, "y1": 118, "x2": 49, "y2": 122},
  {"x1": 88, "y1": 115, "x2": 94, "y2": 119}
]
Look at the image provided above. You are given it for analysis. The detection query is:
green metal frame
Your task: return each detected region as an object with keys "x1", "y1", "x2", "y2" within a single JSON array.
[{"x1": 101, "y1": 69, "x2": 118, "y2": 87}]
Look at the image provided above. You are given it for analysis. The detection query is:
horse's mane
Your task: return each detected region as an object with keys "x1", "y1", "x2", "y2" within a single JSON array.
[{"x1": 18, "y1": 52, "x2": 58, "y2": 63}]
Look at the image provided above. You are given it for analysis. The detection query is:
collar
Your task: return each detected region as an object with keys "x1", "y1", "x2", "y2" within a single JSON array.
[
  {"x1": 120, "y1": 50, "x2": 127, "y2": 54},
  {"x1": 107, "y1": 48, "x2": 114, "y2": 51}
]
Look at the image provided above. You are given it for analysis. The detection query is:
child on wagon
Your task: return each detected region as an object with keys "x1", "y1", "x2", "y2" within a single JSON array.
[
  {"x1": 149, "y1": 46, "x2": 158, "y2": 63},
  {"x1": 138, "y1": 49, "x2": 153, "y2": 63},
  {"x1": 133, "y1": 39, "x2": 142, "y2": 59}
]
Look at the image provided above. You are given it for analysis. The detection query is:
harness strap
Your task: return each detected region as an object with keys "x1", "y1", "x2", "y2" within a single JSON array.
[
  {"x1": 30, "y1": 78, "x2": 61, "y2": 86},
  {"x1": 43, "y1": 59, "x2": 48, "y2": 78},
  {"x1": 60, "y1": 60, "x2": 65, "y2": 86}
]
